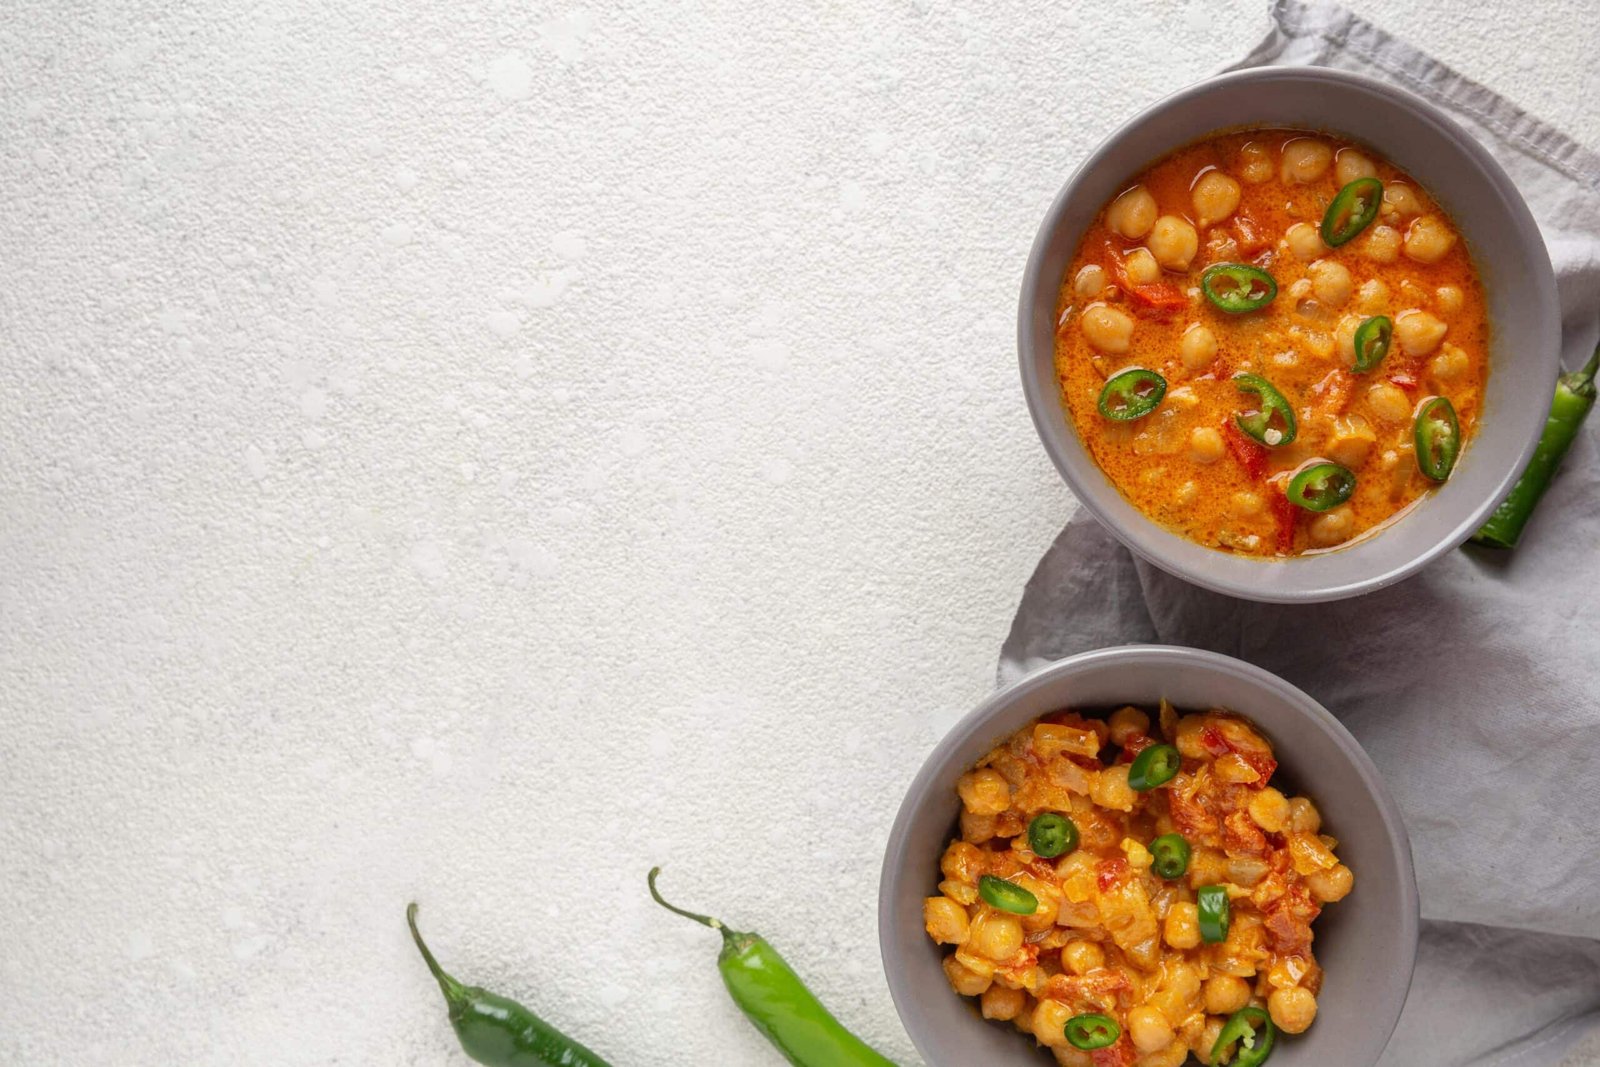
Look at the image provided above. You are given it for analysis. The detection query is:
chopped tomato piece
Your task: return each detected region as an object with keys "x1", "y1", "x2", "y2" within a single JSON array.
[
  {"x1": 1233, "y1": 210, "x2": 1270, "y2": 255},
  {"x1": 1388, "y1": 372, "x2": 1421, "y2": 393},
  {"x1": 1223, "y1": 421, "x2": 1267, "y2": 480},
  {"x1": 1096, "y1": 856, "x2": 1129, "y2": 892},
  {"x1": 1199, "y1": 726, "x2": 1231, "y2": 757},
  {"x1": 1090, "y1": 1035, "x2": 1137, "y2": 1067},
  {"x1": 1224, "y1": 810, "x2": 1270, "y2": 856},
  {"x1": 1124, "y1": 282, "x2": 1188, "y2": 320},
  {"x1": 1270, "y1": 490, "x2": 1299, "y2": 554},
  {"x1": 1117, "y1": 733, "x2": 1158, "y2": 763}
]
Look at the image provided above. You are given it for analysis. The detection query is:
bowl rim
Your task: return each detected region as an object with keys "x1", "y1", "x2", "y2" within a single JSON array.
[
  {"x1": 1016, "y1": 64, "x2": 1560, "y2": 603},
  {"x1": 877, "y1": 644, "x2": 1421, "y2": 1066}
]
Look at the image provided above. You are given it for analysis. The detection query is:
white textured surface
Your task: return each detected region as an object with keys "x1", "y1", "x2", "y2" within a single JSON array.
[{"x1": 2, "y1": 2, "x2": 1597, "y2": 1064}]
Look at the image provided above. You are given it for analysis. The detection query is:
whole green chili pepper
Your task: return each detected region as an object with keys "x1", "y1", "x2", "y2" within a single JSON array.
[
  {"x1": 647, "y1": 868, "x2": 898, "y2": 1067},
  {"x1": 407, "y1": 903, "x2": 614, "y2": 1067},
  {"x1": 1472, "y1": 343, "x2": 1599, "y2": 549}
]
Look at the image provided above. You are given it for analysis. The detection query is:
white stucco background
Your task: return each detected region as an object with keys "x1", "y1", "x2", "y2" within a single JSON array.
[{"x1": 3, "y1": 2, "x2": 1597, "y2": 1064}]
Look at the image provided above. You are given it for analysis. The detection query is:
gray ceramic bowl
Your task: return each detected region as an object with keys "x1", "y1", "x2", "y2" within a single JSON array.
[
  {"x1": 879, "y1": 645, "x2": 1418, "y2": 1067},
  {"x1": 1019, "y1": 66, "x2": 1559, "y2": 603}
]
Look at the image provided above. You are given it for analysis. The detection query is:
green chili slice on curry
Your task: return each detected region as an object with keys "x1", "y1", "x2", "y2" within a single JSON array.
[
  {"x1": 1202, "y1": 263, "x2": 1278, "y2": 313},
  {"x1": 1097, "y1": 368, "x2": 1167, "y2": 420},
  {"x1": 1320, "y1": 177, "x2": 1384, "y2": 246}
]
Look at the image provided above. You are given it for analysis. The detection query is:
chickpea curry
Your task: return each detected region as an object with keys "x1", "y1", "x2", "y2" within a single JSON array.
[
  {"x1": 1055, "y1": 129, "x2": 1488, "y2": 556},
  {"x1": 923, "y1": 703, "x2": 1352, "y2": 1067}
]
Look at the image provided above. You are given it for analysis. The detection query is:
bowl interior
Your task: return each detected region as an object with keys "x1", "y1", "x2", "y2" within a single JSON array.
[
  {"x1": 880, "y1": 646, "x2": 1418, "y2": 1067},
  {"x1": 1019, "y1": 67, "x2": 1559, "y2": 602}
]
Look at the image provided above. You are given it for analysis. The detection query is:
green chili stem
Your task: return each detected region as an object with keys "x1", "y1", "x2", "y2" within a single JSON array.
[
  {"x1": 1575, "y1": 344, "x2": 1600, "y2": 391},
  {"x1": 648, "y1": 867, "x2": 738, "y2": 944},
  {"x1": 406, "y1": 903, "x2": 466, "y2": 1002}
]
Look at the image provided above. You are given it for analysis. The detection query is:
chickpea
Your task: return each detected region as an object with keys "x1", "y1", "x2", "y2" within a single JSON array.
[
  {"x1": 1061, "y1": 940, "x2": 1105, "y2": 976},
  {"x1": 941, "y1": 840, "x2": 984, "y2": 883},
  {"x1": 1237, "y1": 141, "x2": 1273, "y2": 183},
  {"x1": 969, "y1": 910, "x2": 1024, "y2": 960},
  {"x1": 1108, "y1": 185, "x2": 1158, "y2": 240},
  {"x1": 1306, "y1": 863, "x2": 1355, "y2": 903},
  {"x1": 1032, "y1": 999, "x2": 1073, "y2": 1048},
  {"x1": 1355, "y1": 277, "x2": 1389, "y2": 313},
  {"x1": 1128, "y1": 1005, "x2": 1174, "y2": 1053},
  {"x1": 1125, "y1": 247, "x2": 1162, "y2": 286},
  {"x1": 1269, "y1": 987, "x2": 1319, "y2": 1034},
  {"x1": 1395, "y1": 309, "x2": 1447, "y2": 357},
  {"x1": 1188, "y1": 427, "x2": 1225, "y2": 465},
  {"x1": 1164, "y1": 902, "x2": 1201, "y2": 950},
  {"x1": 1436, "y1": 284, "x2": 1465, "y2": 315},
  {"x1": 1108, "y1": 705, "x2": 1150, "y2": 745},
  {"x1": 1080, "y1": 303, "x2": 1135, "y2": 354},
  {"x1": 1175, "y1": 480, "x2": 1199, "y2": 506},
  {"x1": 924, "y1": 897, "x2": 970, "y2": 944},
  {"x1": 960, "y1": 807, "x2": 996, "y2": 842},
  {"x1": 1148, "y1": 216, "x2": 1199, "y2": 272},
  {"x1": 1429, "y1": 343, "x2": 1470, "y2": 385},
  {"x1": 1180, "y1": 324, "x2": 1218, "y2": 371},
  {"x1": 1367, "y1": 381, "x2": 1412, "y2": 424},
  {"x1": 1204, "y1": 973, "x2": 1253, "y2": 1015},
  {"x1": 1052, "y1": 1049, "x2": 1094, "y2": 1067},
  {"x1": 1287, "y1": 796, "x2": 1322, "y2": 833},
  {"x1": 981, "y1": 984, "x2": 1025, "y2": 1021},
  {"x1": 1192, "y1": 170, "x2": 1241, "y2": 227},
  {"x1": 1308, "y1": 259, "x2": 1353, "y2": 307},
  {"x1": 1308, "y1": 505, "x2": 1354, "y2": 547},
  {"x1": 1334, "y1": 315, "x2": 1360, "y2": 365},
  {"x1": 1285, "y1": 222, "x2": 1325, "y2": 263},
  {"x1": 1090, "y1": 764, "x2": 1136, "y2": 812},
  {"x1": 1361, "y1": 224, "x2": 1401, "y2": 264},
  {"x1": 1073, "y1": 264, "x2": 1107, "y2": 300},
  {"x1": 1280, "y1": 138, "x2": 1332, "y2": 183},
  {"x1": 957, "y1": 767, "x2": 1011, "y2": 815},
  {"x1": 1382, "y1": 182, "x2": 1424, "y2": 219},
  {"x1": 1404, "y1": 214, "x2": 1457, "y2": 264},
  {"x1": 1231, "y1": 491, "x2": 1264, "y2": 518},
  {"x1": 943, "y1": 954, "x2": 992, "y2": 996},
  {"x1": 1248, "y1": 786, "x2": 1292, "y2": 833},
  {"x1": 1334, "y1": 148, "x2": 1377, "y2": 185}
]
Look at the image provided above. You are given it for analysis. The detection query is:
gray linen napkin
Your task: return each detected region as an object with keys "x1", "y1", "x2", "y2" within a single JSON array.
[{"x1": 999, "y1": 3, "x2": 1600, "y2": 1064}]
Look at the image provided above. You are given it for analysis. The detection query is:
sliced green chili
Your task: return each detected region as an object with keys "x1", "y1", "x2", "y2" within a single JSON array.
[
  {"x1": 1321, "y1": 177, "x2": 1384, "y2": 246},
  {"x1": 1286, "y1": 461, "x2": 1356, "y2": 512},
  {"x1": 1097, "y1": 368, "x2": 1167, "y2": 421},
  {"x1": 1233, "y1": 373, "x2": 1298, "y2": 446},
  {"x1": 978, "y1": 875, "x2": 1039, "y2": 916},
  {"x1": 1198, "y1": 885, "x2": 1230, "y2": 944},
  {"x1": 1127, "y1": 744, "x2": 1180, "y2": 791},
  {"x1": 1064, "y1": 1013, "x2": 1121, "y2": 1051},
  {"x1": 1211, "y1": 1005, "x2": 1277, "y2": 1067},
  {"x1": 1202, "y1": 263, "x2": 1278, "y2": 314},
  {"x1": 1149, "y1": 834, "x2": 1191, "y2": 880},
  {"x1": 1473, "y1": 344, "x2": 1599, "y2": 548},
  {"x1": 1027, "y1": 813, "x2": 1078, "y2": 859},
  {"x1": 1415, "y1": 396, "x2": 1461, "y2": 481},
  {"x1": 408, "y1": 903, "x2": 616, "y2": 1067},
  {"x1": 647, "y1": 869, "x2": 897, "y2": 1067},
  {"x1": 1352, "y1": 315, "x2": 1392, "y2": 373}
]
